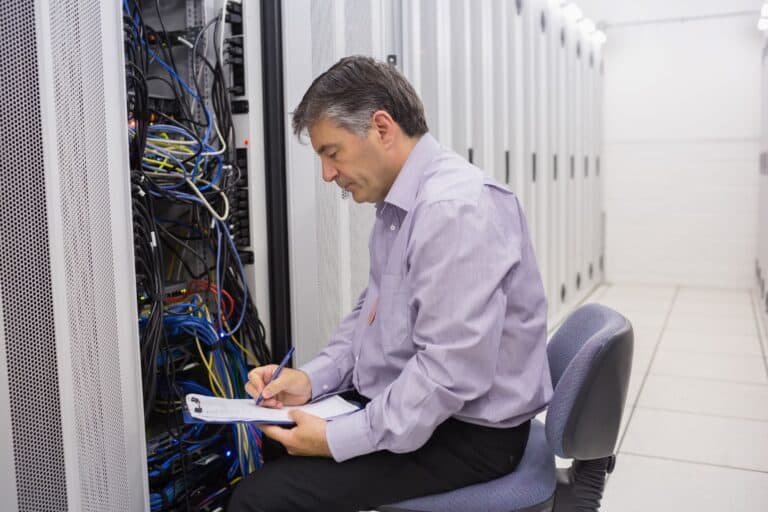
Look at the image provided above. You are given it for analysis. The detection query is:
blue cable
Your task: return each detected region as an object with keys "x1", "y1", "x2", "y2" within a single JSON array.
[
  {"x1": 122, "y1": 7, "x2": 214, "y2": 145},
  {"x1": 214, "y1": 220, "x2": 248, "y2": 336}
]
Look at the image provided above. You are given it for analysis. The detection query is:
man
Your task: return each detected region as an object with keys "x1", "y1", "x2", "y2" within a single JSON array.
[{"x1": 229, "y1": 56, "x2": 552, "y2": 512}]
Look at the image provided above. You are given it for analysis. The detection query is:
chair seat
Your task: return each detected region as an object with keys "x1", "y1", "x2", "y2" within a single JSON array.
[{"x1": 388, "y1": 420, "x2": 556, "y2": 512}]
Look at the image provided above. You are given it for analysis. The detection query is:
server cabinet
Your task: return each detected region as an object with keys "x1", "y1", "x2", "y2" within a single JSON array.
[
  {"x1": 583, "y1": 36, "x2": 595, "y2": 291},
  {"x1": 563, "y1": 11, "x2": 578, "y2": 313},
  {"x1": 547, "y1": 0, "x2": 564, "y2": 319},
  {"x1": 594, "y1": 43, "x2": 605, "y2": 284},
  {"x1": 533, "y1": 0, "x2": 551, "y2": 305},
  {"x1": 509, "y1": 0, "x2": 528, "y2": 199},
  {"x1": 285, "y1": 0, "x2": 607, "y2": 351},
  {"x1": 283, "y1": 0, "x2": 396, "y2": 365},
  {"x1": 521, "y1": 0, "x2": 540, "y2": 267},
  {"x1": 572, "y1": 23, "x2": 587, "y2": 303},
  {"x1": 759, "y1": 44, "x2": 768, "y2": 310},
  {"x1": 0, "y1": 1, "x2": 147, "y2": 510}
]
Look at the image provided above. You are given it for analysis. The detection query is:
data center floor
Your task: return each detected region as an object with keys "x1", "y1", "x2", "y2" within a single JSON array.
[{"x1": 579, "y1": 284, "x2": 768, "y2": 510}]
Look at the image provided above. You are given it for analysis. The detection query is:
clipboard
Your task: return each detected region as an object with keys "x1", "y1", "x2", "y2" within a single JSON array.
[{"x1": 183, "y1": 393, "x2": 361, "y2": 425}]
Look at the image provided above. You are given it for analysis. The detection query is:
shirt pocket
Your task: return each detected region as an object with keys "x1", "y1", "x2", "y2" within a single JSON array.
[{"x1": 378, "y1": 273, "x2": 412, "y2": 350}]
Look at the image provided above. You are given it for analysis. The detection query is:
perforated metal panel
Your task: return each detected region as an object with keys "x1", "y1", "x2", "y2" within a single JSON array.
[
  {"x1": 311, "y1": 0, "x2": 344, "y2": 345},
  {"x1": 345, "y1": 1, "x2": 377, "y2": 315},
  {"x1": 286, "y1": 0, "x2": 383, "y2": 352},
  {"x1": 48, "y1": 1, "x2": 130, "y2": 510},
  {"x1": 0, "y1": 0, "x2": 68, "y2": 510}
]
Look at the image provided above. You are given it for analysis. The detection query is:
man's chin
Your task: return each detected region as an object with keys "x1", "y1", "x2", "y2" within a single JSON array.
[{"x1": 346, "y1": 186, "x2": 375, "y2": 204}]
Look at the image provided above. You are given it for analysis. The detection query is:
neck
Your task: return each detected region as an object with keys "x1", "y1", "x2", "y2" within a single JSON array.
[{"x1": 392, "y1": 134, "x2": 422, "y2": 174}]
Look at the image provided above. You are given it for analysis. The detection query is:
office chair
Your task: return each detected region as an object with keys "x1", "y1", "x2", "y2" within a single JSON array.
[{"x1": 381, "y1": 303, "x2": 634, "y2": 512}]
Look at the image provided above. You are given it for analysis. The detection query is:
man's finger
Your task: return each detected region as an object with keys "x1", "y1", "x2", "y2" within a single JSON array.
[
  {"x1": 288, "y1": 409, "x2": 311, "y2": 424},
  {"x1": 245, "y1": 383, "x2": 282, "y2": 408},
  {"x1": 260, "y1": 425, "x2": 292, "y2": 444},
  {"x1": 260, "y1": 398, "x2": 283, "y2": 408},
  {"x1": 262, "y1": 375, "x2": 288, "y2": 400},
  {"x1": 244, "y1": 382, "x2": 258, "y2": 398},
  {"x1": 249, "y1": 364, "x2": 276, "y2": 378},
  {"x1": 247, "y1": 365, "x2": 276, "y2": 389}
]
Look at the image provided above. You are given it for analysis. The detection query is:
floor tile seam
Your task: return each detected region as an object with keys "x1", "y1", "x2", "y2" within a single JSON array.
[
  {"x1": 750, "y1": 290, "x2": 768, "y2": 380},
  {"x1": 617, "y1": 451, "x2": 768, "y2": 475},
  {"x1": 648, "y1": 370, "x2": 767, "y2": 386},
  {"x1": 678, "y1": 285, "x2": 754, "y2": 294},
  {"x1": 661, "y1": 330, "x2": 761, "y2": 340},
  {"x1": 641, "y1": 373, "x2": 768, "y2": 388},
  {"x1": 632, "y1": 405, "x2": 768, "y2": 424},
  {"x1": 616, "y1": 285, "x2": 680, "y2": 453},
  {"x1": 651, "y1": 347, "x2": 766, "y2": 359},
  {"x1": 652, "y1": 349, "x2": 765, "y2": 358}
]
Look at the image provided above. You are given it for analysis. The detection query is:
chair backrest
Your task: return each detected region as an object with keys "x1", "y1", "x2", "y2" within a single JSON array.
[{"x1": 545, "y1": 303, "x2": 633, "y2": 461}]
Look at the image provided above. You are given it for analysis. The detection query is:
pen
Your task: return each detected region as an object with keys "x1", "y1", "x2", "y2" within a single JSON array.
[{"x1": 254, "y1": 346, "x2": 295, "y2": 406}]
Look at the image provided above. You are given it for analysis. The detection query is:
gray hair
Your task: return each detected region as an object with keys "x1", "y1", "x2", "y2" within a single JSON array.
[{"x1": 292, "y1": 55, "x2": 428, "y2": 139}]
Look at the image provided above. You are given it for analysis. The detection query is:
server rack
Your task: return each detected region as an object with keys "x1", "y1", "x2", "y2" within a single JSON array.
[
  {"x1": 280, "y1": 0, "x2": 608, "y2": 349},
  {"x1": 0, "y1": 1, "x2": 146, "y2": 510}
]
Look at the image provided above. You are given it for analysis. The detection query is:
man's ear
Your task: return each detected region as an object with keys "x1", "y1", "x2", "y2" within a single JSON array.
[{"x1": 371, "y1": 110, "x2": 397, "y2": 149}]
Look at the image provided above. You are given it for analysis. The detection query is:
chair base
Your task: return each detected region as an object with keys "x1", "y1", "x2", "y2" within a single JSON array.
[{"x1": 552, "y1": 455, "x2": 615, "y2": 512}]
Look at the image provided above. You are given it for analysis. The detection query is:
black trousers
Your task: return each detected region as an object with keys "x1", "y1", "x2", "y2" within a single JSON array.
[{"x1": 228, "y1": 409, "x2": 530, "y2": 512}]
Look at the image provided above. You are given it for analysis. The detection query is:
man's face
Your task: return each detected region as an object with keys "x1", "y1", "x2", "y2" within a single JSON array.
[{"x1": 309, "y1": 117, "x2": 394, "y2": 203}]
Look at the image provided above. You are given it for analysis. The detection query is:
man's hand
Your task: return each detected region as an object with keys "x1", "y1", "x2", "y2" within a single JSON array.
[
  {"x1": 260, "y1": 410, "x2": 332, "y2": 458},
  {"x1": 245, "y1": 366, "x2": 312, "y2": 408}
]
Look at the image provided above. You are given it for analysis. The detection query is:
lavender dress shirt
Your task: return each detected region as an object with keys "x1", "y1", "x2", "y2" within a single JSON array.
[{"x1": 300, "y1": 134, "x2": 553, "y2": 462}]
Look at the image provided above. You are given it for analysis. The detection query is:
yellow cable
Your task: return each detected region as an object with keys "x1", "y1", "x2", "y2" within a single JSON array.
[{"x1": 195, "y1": 337, "x2": 225, "y2": 396}]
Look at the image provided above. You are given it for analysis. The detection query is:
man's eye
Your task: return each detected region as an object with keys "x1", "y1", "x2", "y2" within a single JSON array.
[{"x1": 329, "y1": 153, "x2": 338, "y2": 160}]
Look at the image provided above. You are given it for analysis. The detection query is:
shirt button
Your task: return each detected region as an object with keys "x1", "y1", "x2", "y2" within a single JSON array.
[
  {"x1": 323, "y1": 384, "x2": 329, "y2": 390},
  {"x1": 390, "y1": 224, "x2": 397, "y2": 231},
  {"x1": 355, "y1": 355, "x2": 360, "y2": 361}
]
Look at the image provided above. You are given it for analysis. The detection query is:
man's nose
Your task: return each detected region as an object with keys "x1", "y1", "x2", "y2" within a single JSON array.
[{"x1": 321, "y1": 161, "x2": 338, "y2": 183}]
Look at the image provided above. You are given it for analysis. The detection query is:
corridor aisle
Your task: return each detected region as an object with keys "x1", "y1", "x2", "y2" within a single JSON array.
[{"x1": 589, "y1": 285, "x2": 768, "y2": 510}]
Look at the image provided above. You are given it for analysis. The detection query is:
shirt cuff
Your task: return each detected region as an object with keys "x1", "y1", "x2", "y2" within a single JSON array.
[
  {"x1": 326, "y1": 409, "x2": 376, "y2": 462},
  {"x1": 299, "y1": 356, "x2": 341, "y2": 400}
]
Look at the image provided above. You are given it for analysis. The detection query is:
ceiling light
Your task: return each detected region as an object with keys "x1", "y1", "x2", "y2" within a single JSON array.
[
  {"x1": 594, "y1": 30, "x2": 607, "y2": 44},
  {"x1": 580, "y1": 18, "x2": 597, "y2": 35},
  {"x1": 562, "y1": 2, "x2": 583, "y2": 23}
]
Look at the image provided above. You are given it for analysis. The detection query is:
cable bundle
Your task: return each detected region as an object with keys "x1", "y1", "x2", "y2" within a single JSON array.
[{"x1": 123, "y1": 1, "x2": 268, "y2": 509}]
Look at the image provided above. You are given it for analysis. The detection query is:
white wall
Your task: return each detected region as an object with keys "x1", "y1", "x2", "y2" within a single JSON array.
[{"x1": 579, "y1": 0, "x2": 764, "y2": 287}]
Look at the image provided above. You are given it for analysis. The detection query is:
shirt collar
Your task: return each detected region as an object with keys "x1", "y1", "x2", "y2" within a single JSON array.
[{"x1": 382, "y1": 133, "x2": 441, "y2": 213}]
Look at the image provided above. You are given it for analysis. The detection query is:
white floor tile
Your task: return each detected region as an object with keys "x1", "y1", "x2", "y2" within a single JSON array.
[
  {"x1": 596, "y1": 297, "x2": 672, "y2": 316},
  {"x1": 599, "y1": 285, "x2": 676, "y2": 305},
  {"x1": 552, "y1": 285, "x2": 768, "y2": 510},
  {"x1": 671, "y1": 300, "x2": 759, "y2": 319},
  {"x1": 626, "y1": 348, "x2": 654, "y2": 407},
  {"x1": 668, "y1": 303, "x2": 755, "y2": 322},
  {"x1": 621, "y1": 408, "x2": 768, "y2": 472},
  {"x1": 658, "y1": 329, "x2": 764, "y2": 357},
  {"x1": 602, "y1": 454, "x2": 768, "y2": 512},
  {"x1": 617, "y1": 308, "x2": 668, "y2": 328},
  {"x1": 631, "y1": 324, "x2": 663, "y2": 351},
  {"x1": 639, "y1": 374, "x2": 768, "y2": 421},
  {"x1": 664, "y1": 314, "x2": 758, "y2": 338},
  {"x1": 676, "y1": 288, "x2": 752, "y2": 305},
  {"x1": 650, "y1": 350, "x2": 768, "y2": 384}
]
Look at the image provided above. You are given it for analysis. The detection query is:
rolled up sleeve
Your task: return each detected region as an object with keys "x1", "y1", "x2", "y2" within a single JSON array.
[{"x1": 300, "y1": 288, "x2": 367, "y2": 400}]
